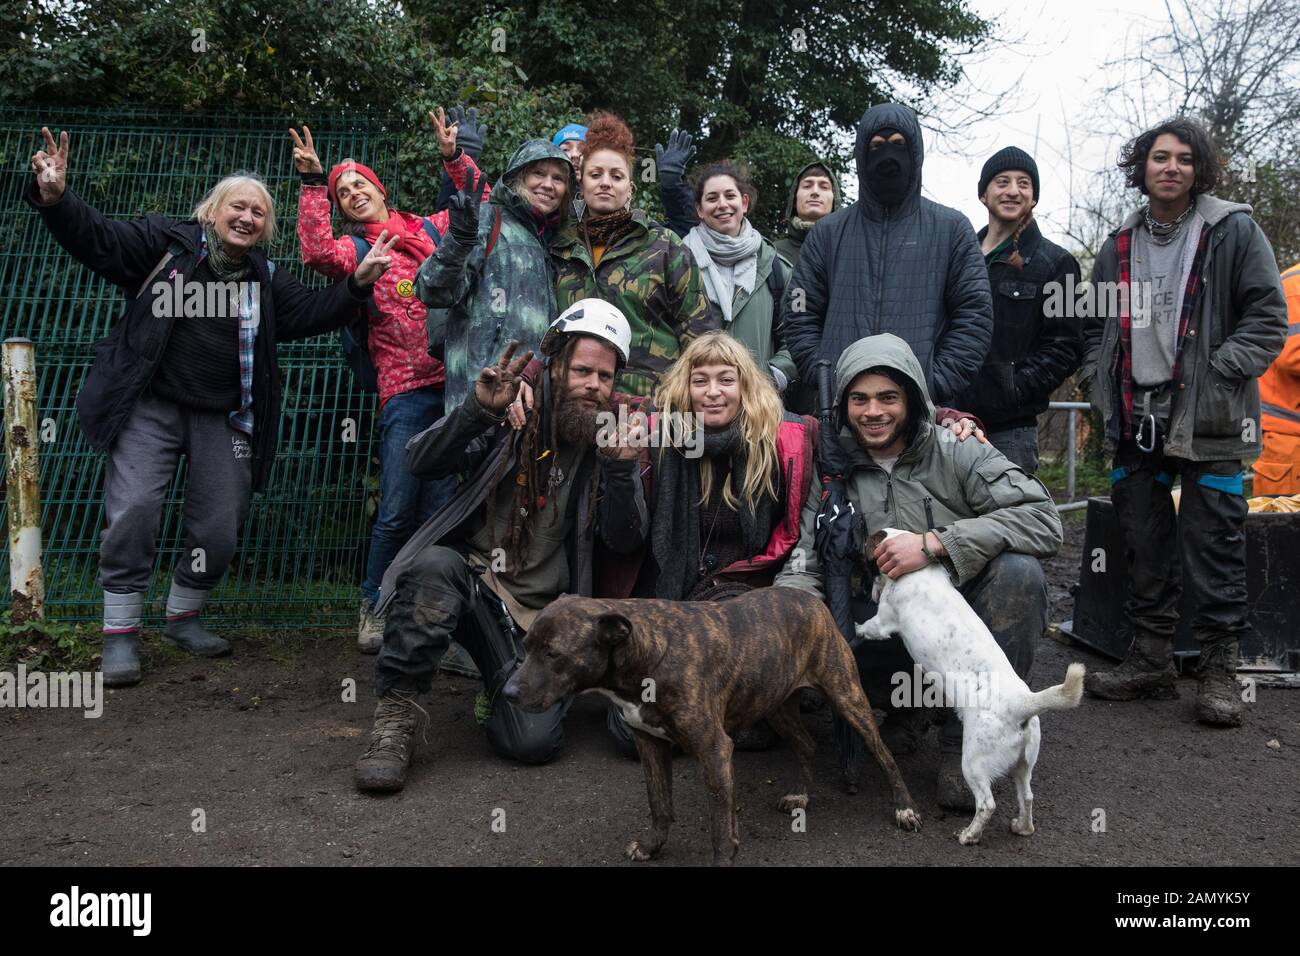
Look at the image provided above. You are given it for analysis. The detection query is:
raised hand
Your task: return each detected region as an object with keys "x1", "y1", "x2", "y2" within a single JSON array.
[
  {"x1": 448, "y1": 106, "x2": 487, "y2": 159},
  {"x1": 289, "y1": 125, "x2": 323, "y2": 174},
  {"x1": 447, "y1": 170, "x2": 483, "y2": 244},
  {"x1": 429, "y1": 107, "x2": 459, "y2": 160},
  {"x1": 599, "y1": 409, "x2": 649, "y2": 460},
  {"x1": 476, "y1": 341, "x2": 535, "y2": 412},
  {"x1": 353, "y1": 230, "x2": 400, "y2": 286},
  {"x1": 654, "y1": 128, "x2": 696, "y2": 182},
  {"x1": 31, "y1": 127, "x2": 69, "y2": 204}
]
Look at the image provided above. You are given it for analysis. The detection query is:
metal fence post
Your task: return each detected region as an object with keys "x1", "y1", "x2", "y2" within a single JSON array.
[{"x1": 3, "y1": 337, "x2": 44, "y2": 622}]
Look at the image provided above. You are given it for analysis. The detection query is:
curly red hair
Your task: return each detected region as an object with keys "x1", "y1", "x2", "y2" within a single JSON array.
[{"x1": 582, "y1": 110, "x2": 635, "y2": 172}]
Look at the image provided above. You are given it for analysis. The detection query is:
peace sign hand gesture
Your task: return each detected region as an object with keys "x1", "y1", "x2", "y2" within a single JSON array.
[
  {"x1": 353, "y1": 230, "x2": 401, "y2": 286},
  {"x1": 288, "y1": 125, "x2": 323, "y2": 174},
  {"x1": 31, "y1": 127, "x2": 69, "y2": 204},
  {"x1": 428, "y1": 107, "x2": 459, "y2": 160},
  {"x1": 476, "y1": 341, "x2": 535, "y2": 413}
]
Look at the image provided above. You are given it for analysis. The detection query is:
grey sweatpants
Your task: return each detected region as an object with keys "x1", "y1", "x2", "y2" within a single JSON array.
[{"x1": 99, "y1": 393, "x2": 253, "y2": 593}]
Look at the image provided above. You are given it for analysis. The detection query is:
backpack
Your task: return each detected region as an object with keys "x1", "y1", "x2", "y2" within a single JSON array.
[{"x1": 766, "y1": 254, "x2": 787, "y2": 301}]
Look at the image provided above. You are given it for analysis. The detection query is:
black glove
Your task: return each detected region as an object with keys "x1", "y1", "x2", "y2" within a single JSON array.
[
  {"x1": 448, "y1": 170, "x2": 483, "y2": 245},
  {"x1": 654, "y1": 128, "x2": 696, "y2": 183},
  {"x1": 449, "y1": 106, "x2": 487, "y2": 160}
]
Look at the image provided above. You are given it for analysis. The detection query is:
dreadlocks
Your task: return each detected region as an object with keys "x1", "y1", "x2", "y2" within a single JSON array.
[{"x1": 485, "y1": 335, "x2": 606, "y2": 571}]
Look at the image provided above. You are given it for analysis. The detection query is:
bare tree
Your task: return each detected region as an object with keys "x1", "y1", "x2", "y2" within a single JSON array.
[{"x1": 1079, "y1": 0, "x2": 1300, "y2": 264}]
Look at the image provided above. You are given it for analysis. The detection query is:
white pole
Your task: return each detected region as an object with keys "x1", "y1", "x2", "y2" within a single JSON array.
[{"x1": 3, "y1": 337, "x2": 44, "y2": 623}]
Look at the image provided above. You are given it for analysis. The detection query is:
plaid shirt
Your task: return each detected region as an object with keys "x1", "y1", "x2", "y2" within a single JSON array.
[
  {"x1": 1114, "y1": 222, "x2": 1211, "y2": 438},
  {"x1": 200, "y1": 231, "x2": 261, "y2": 436}
]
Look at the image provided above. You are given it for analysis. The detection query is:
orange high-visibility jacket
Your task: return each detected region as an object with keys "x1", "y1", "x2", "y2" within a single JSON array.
[
  {"x1": 1254, "y1": 263, "x2": 1300, "y2": 494},
  {"x1": 1260, "y1": 263, "x2": 1300, "y2": 437}
]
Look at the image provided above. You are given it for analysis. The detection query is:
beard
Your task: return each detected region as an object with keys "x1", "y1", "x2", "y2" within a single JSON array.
[{"x1": 554, "y1": 391, "x2": 612, "y2": 446}]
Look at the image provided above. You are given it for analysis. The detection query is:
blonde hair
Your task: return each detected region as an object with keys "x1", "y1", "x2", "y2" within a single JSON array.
[
  {"x1": 192, "y1": 173, "x2": 276, "y2": 244},
  {"x1": 508, "y1": 158, "x2": 570, "y2": 210},
  {"x1": 655, "y1": 331, "x2": 784, "y2": 509}
]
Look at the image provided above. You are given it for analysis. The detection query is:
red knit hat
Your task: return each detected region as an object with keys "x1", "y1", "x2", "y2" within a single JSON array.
[{"x1": 327, "y1": 160, "x2": 387, "y2": 206}]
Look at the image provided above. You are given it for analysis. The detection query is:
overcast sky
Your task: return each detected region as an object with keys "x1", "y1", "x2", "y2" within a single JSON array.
[{"x1": 916, "y1": 0, "x2": 1177, "y2": 250}]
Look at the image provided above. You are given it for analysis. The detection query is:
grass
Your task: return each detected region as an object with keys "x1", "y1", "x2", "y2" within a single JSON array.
[{"x1": 1038, "y1": 453, "x2": 1110, "y2": 503}]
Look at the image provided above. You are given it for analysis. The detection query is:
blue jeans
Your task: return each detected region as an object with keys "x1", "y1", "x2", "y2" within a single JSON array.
[{"x1": 361, "y1": 386, "x2": 456, "y2": 602}]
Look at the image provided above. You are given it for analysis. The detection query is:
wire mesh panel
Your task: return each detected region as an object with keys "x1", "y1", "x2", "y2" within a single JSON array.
[{"x1": 0, "y1": 108, "x2": 407, "y2": 626}]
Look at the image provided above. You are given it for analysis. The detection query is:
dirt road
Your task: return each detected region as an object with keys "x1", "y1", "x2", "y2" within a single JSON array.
[{"x1": 3, "y1": 516, "x2": 1297, "y2": 866}]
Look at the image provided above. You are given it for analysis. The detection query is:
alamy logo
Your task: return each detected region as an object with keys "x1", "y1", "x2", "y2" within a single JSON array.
[
  {"x1": 49, "y1": 886, "x2": 151, "y2": 936},
  {"x1": 0, "y1": 664, "x2": 102, "y2": 718},
  {"x1": 151, "y1": 274, "x2": 258, "y2": 318}
]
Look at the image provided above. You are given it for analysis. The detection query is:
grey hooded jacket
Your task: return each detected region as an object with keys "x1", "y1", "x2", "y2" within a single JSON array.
[
  {"x1": 1082, "y1": 193, "x2": 1287, "y2": 461},
  {"x1": 775, "y1": 333, "x2": 1061, "y2": 593},
  {"x1": 782, "y1": 104, "x2": 993, "y2": 406}
]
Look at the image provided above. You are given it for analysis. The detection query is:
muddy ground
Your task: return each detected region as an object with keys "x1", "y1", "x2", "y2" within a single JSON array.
[{"x1": 2, "y1": 513, "x2": 1297, "y2": 867}]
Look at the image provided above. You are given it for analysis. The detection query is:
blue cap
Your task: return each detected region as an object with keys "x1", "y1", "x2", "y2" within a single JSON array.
[{"x1": 552, "y1": 123, "x2": 588, "y2": 146}]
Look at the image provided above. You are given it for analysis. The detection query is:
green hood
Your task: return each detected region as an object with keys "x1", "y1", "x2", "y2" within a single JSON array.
[
  {"x1": 834, "y1": 333, "x2": 937, "y2": 423},
  {"x1": 784, "y1": 158, "x2": 843, "y2": 226},
  {"x1": 492, "y1": 138, "x2": 578, "y2": 213}
]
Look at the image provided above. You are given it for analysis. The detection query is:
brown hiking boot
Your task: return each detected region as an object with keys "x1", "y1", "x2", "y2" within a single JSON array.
[
  {"x1": 1194, "y1": 641, "x2": 1243, "y2": 728},
  {"x1": 1084, "y1": 631, "x2": 1178, "y2": 701},
  {"x1": 354, "y1": 690, "x2": 427, "y2": 793}
]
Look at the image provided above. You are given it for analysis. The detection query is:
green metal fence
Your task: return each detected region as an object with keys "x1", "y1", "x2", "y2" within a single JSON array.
[{"x1": 0, "y1": 107, "x2": 410, "y2": 627}]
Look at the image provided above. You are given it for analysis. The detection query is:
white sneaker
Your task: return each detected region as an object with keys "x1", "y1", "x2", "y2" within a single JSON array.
[{"x1": 358, "y1": 598, "x2": 385, "y2": 654}]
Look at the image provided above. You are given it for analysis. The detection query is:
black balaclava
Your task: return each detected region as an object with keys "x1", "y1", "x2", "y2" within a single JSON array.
[{"x1": 863, "y1": 126, "x2": 912, "y2": 207}]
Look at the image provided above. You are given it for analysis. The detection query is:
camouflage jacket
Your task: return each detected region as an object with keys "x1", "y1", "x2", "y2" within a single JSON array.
[
  {"x1": 415, "y1": 139, "x2": 575, "y2": 410},
  {"x1": 552, "y1": 208, "x2": 715, "y2": 397}
]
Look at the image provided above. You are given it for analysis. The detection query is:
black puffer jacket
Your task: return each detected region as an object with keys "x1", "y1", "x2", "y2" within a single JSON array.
[
  {"x1": 783, "y1": 103, "x2": 993, "y2": 405},
  {"x1": 25, "y1": 183, "x2": 369, "y2": 491},
  {"x1": 951, "y1": 219, "x2": 1082, "y2": 430}
]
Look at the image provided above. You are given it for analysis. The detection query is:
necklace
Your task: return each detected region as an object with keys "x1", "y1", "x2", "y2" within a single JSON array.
[
  {"x1": 1143, "y1": 202, "x2": 1194, "y2": 246},
  {"x1": 698, "y1": 468, "x2": 730, "y2": 575}
]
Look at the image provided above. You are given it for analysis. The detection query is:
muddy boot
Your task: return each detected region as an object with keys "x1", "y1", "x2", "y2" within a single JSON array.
[
  {"x1": 880, "y1": 706, "x2": 925, "y2": 756},
  {"x1": 354, "y1": 690, "x2": 427, "y2": 793},
  {"x1": 1083, "y1": 631, "x2": 1177, "y2": 700},
  {"x1": 162, "y1": 614, "x2": 231, "y2": 657},
  {"x1": 438, "y1": 639, "x2": 481, "y2": 679},
  {"x1": 935, "y1": 713, "x2": 974, "y2": 811},
  {"x1": 1194, "y1": 640, "x2": 1243, "y2": 727},
  {"x1": 357, "y1": 597, "x2": 385, "y2": 655},
  {"x1": 102, "y1": 633, "x2": 142, "y2": 687}
]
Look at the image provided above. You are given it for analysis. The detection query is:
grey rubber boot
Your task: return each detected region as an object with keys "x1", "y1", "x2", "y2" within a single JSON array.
[
  {"x1": 102, "y1": 633, "x2": 142, "y2": 687},
  {"x1": 1194, "y1": 640, "x2": 1243, "y2": 727},
  {"x1": 354, "y1": 690, "x2": 427, "y2": 793},
  {"x1": 1084, "y1": 630, "x2": 1178, "y2": 700},
  {"x1": 162, "y1": 615, "x2": 232, "y2": 657}
]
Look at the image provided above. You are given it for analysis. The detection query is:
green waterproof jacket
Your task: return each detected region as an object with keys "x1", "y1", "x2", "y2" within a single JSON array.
[
  {"x1": 687, "y1": 229, "x2": 799, "y2": 388},
  {"x1": 775, "y1": 333, "x2": 1062, "y2": 591},
  {"x1": 552, "y1": 209, "x2": 714, "y2": 397},
  {"x1": 415, "y1": 138, "x2": 575, "y2": 410}
]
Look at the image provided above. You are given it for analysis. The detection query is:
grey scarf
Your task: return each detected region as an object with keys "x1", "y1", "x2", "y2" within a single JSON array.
[{"x1": 684, "y1": 219, "x2": 762, "y2": 325}]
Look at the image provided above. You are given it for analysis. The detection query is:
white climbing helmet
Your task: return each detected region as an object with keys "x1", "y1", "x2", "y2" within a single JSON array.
[{"x1": 541, "y1": 298, "x2": 631, "y2": 365}]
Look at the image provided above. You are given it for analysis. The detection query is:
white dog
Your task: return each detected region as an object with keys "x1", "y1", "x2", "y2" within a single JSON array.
[{"x1": 855, "y1": 529, "x2": 1084, "y2": 845}]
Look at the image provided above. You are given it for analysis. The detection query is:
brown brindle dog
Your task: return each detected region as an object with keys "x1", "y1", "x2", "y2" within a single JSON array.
[{"x1": 502, "y1": 588, "x2": 922, "y2": 865}]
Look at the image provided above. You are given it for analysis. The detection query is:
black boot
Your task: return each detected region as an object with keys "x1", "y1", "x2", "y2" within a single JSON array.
[
  {"x1": 102, "y1": 633, "x2": 142, "y2": 687},
  {"x1": 162, "y1": 614, "x2": 231, "y2": 657},
  {"x1": 935, "y1": 712, "x2": 974, "y2": 811},
  {"x1": 354, "y1": 690, "x2": 427, "y2": 793},
  {"x1": 1194, "y1": 640, "x2": 1243, "y2": 727},
  {"x1": 1084, "y1": 630, "x2": 1178, "y2": 700}
]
